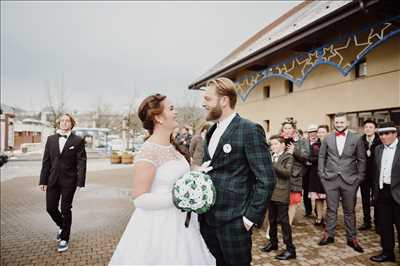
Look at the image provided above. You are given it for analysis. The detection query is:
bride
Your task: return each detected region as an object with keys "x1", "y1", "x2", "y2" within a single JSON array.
[{"x1": 109, "y1": 94, "x2": 215, "y2": 265}]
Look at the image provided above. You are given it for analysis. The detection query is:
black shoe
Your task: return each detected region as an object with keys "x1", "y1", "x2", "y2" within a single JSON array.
[
  {"x1": 304, "y1": 212, "x2": 312, "y2": 218},
  {"x1": 358, "y1": 223, "x2": 371, "y2": 231},
  {"x1": 370, "y1": 253, "x2": 395, "y2": 262},
  {"x1": 275, "y1": 249, "x2": 296, "y2": 260},
  {"x1": 347, "y1": 239, "x2": 364, "y2": 253},
  {"x1": 318, "y1": 236, "x2": 334, "y2": 246},
  {"x1": 260, "y1": 243, "x2": 278, "y2": 252}
]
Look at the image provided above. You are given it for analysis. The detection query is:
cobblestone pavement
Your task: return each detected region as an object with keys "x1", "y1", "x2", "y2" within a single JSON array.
[{"x1": 1, "y1": 167, "x2": 399, "y2": 266}]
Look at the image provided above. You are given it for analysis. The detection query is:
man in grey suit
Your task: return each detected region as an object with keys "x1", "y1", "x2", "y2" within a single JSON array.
[{"x1": 317, "y1": 112, "x2": 366, "y2": 253}]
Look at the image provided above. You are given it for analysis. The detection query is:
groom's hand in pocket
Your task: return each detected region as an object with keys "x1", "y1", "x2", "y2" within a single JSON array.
[{"x1": 243, "y1": 216, "x2": 254, "y2": 231}]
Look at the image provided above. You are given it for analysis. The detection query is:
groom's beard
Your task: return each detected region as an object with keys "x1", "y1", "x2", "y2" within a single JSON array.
[{"x1": 206, "y1": 104, "x2": 222, "y2": 121}]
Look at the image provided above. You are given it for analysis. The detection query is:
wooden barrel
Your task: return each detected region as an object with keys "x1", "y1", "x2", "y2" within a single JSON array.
[
  {"x1": 121, "y1": 153, "x2": 134, "y2": 164},
  {"x1": 110, "y1": 153, "x2": 121, "y2": 164}
]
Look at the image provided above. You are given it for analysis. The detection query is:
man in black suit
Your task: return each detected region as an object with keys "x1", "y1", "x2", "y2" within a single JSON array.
[
  {"x1": 359, "y1": 119, "x2": 381, "y2": 232},
  {"x1": 370, "y1": 122, "x2": 400, "y2": 263},
  {"x1": 39, "y1": 114, "x2": 87, "y2": 252}
]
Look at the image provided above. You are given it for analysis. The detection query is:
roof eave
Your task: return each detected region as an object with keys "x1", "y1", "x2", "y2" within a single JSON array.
[{"x1": 189, "y1": 0, "x2": 380, "y2": 90}]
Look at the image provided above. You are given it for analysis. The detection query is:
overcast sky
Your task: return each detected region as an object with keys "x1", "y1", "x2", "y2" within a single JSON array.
[{"x1": 1, "y1": 1, "x2": 300, "y2": 112}]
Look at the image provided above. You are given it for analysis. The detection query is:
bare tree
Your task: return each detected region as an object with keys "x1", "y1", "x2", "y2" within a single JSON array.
[
  {"x1": 45, "y1": 78, "x2": 67, "y2": 133},
  {"x1": 176, "y1": 91, "x2": 205, "y2": 133},
  {"x1": 125, "y1": 89, "x2": 144, "y2": 150},
  {"x1": 90, "y1": 99, "x2": 114, "y2": 129}
]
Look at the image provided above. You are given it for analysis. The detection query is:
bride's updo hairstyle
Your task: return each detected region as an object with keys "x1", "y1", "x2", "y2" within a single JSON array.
[
  {"x1": 137, "y1": 93, "x2": 190, "y2": 163},
  {"x1": 138, "y1": 93, "x2": 166, "y2": 135}
]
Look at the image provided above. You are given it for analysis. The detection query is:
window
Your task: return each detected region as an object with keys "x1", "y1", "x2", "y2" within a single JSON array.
[
  {"x1": 373, "y1": 110, "x2": 389, "y2": 124},
  {"x1": 263, "y1": 86, "x2": 270, "y2": 99},
  {"x1": 355, "y1": 58, "x2": 367, "y2": 78},
  {"x1": 358, "y1": 112, "x2": 373, "y2": 129},
  {"x1": 390, "y1": 109, "x2": 400, "y2": 126},
  {"x1": 347, "y1": 113, "x2": 358, "y2": 131},
  {"x1": 286, "y1": 80, "x2": 293, "y2": 94},
  {"x1": 329, "y1": 109, "x2": 396, "y2": 133}
]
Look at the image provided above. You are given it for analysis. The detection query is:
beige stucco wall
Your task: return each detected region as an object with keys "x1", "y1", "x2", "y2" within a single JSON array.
[{"x1": 235, "y1": 35, "x2": 400, "y2": 134}]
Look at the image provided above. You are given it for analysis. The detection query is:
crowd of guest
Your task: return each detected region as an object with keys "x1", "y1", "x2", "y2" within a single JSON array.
[
  {"x1": 173, "y1": 113, "x2": 399, "y2": 262},
  {"x1": 259, "y1": 114, "x2": 399, "y2": 262}
]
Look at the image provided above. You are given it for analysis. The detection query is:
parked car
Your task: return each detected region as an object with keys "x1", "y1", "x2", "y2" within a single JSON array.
[
  {"x1": 110, "y1": 139, "x2": 124, "y2": 151},
  {"x1": 0, "y1": 152, "x2": 9, "y2": 167}
]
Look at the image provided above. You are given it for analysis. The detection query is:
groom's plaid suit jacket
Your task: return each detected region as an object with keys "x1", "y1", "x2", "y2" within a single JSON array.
[{"x1": 200, "y1": 114, "x2": 276, "y2": 227}]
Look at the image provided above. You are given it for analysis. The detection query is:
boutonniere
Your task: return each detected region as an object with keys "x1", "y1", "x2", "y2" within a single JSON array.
[
  {"x1": 69, "y1": 146, "x2": 75, "y2": 150},
  {"x1": 223, "y1": 144, "x2": 232, "y2": 154}
]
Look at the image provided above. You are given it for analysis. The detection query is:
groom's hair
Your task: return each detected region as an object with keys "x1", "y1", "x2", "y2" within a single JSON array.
[{"x1": 206, "y1": 77, "x2": 237, "y2": 109}]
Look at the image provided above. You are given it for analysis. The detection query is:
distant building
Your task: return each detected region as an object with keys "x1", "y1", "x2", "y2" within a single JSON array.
[
  {"x1": 13, "y1": 119, "x2": 53, "y2": 150},
  {"x1": 0, "y1": 112, "x2": 15, "y2": 152},
  {"x1": 189, "y1": 1, "x2": 400, "y2": 134}
]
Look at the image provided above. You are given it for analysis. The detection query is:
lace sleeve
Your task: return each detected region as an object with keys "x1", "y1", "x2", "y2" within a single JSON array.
[
  {"x1": 134, "y1": 145, "x2": 158, "y2": 167},
  {"x1": 134, "y1": 141, "x2": 183, "y2": 168}
]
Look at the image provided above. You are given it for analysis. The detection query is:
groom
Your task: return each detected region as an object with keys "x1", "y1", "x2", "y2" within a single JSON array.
[{"x1": 199, "y1": 77, "x2": 276, "y2": 266}]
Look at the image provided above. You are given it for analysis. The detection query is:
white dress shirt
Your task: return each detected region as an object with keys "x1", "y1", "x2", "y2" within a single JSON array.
[
  {"x1": 379, "y1": 138, "x2": 398, "y2": 189},
  {"x1": 57, "y1": 130, "x2": 71, "y2": 153},
  {"x1": 208, "y1": 112, "x2": 237, "y2": 158},
  {"x1": 336, "y1": 129, "x2": 348, "y2": 156}
]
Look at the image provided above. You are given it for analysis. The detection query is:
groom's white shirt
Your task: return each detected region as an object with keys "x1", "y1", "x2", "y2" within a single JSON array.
[
  {"x1": 208, "y1": 112, "x2": 236, "y2": 159},
  {"x1": 208, "y1": 112, "x2": 254, "y2": 230}
]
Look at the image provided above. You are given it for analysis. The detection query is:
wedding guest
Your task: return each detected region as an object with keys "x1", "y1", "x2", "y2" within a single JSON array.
[
  {"x1": 280, "y1": 118, "x2": 310, "y2": 225},
  {"x1": 261, "y1": 135, "x2": 296, "y2": 260},
  {"x1": 308, "y1": 125, "x2": 329, "y2": 226},
  {"x1": 39, "y1": 113, "x2": 87, "y2": 252},
  {"x1": 189, "y1": 122, "x2": 210, "y2": 170},
  {"x1": 303, "y1": 125, "x2": 319, "y2": 218},
  {"x1": 318, "y1": 113, "x2": 365, "y2": 253},
  {"x1": 370, "y1": 122, "x2": 400, "y2": 263},
  {"x1": 359, "y1": 119, "x2": 381, "y2": 232}
]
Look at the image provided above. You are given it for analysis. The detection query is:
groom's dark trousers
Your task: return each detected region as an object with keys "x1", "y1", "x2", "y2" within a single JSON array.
[
  {"x1": 199, "y1": 114, "x2": 276, "y2": 266},
  {"x1": 39, "y1": 133, "x2": 86, "y2": 241}
]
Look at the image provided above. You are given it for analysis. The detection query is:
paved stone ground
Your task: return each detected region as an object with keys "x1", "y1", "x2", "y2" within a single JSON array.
[{"x1": 1, "y1": 167, "x2": 399, "y2": 266}]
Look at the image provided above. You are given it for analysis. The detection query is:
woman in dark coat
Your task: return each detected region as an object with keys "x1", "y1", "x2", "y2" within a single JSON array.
[{"x1": 308, "y1": 125, "x2": 329, "y2": 225}]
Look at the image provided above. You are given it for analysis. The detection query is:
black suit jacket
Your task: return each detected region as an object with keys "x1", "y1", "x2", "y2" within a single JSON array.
[
  {"x1": 200, "y1": 114, "x2": 276, "y2": 227},
  {"x1": 373, "y1": 140, "x2": 400, "y2": 205},
  {"x1": 361, "y1": 133, "x2": 381, "y2": 181},
  {"x1": 39, "y1": 133, "x2": 87, "y2": 188}
]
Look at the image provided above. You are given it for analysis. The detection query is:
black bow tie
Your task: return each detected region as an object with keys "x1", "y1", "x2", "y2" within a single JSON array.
[{"x1": 58, "y1": 134, "x2": 68, "y2": 139}]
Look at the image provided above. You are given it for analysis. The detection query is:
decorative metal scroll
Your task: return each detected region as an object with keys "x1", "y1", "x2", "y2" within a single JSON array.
[{"x1": 234, "y1": 15, "x2": 400, "y2": 102}]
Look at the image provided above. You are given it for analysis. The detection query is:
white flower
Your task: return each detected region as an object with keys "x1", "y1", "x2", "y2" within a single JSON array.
[{"x1": 172, "y1": 171, "x2": 216, "y2": 214}]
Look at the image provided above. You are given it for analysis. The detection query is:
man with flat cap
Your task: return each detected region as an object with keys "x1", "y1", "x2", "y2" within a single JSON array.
[{"x1": 370, "y1": 121, "x2": 400, "y2": 263}]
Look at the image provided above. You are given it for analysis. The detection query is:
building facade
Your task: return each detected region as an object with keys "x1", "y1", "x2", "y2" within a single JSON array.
[{"x1": 189, "y1": 0, "x2": 400, "y2": 134}]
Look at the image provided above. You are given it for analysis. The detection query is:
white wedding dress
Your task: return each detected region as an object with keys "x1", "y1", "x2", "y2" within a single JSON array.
[{"x1": 109, "y1": 141, "x2": 215, "y2": 266}]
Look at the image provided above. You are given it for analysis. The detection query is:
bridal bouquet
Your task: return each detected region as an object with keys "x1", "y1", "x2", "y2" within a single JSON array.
[{"x1": 172, "y1": 171, "x2": 216, "y2": 215}]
